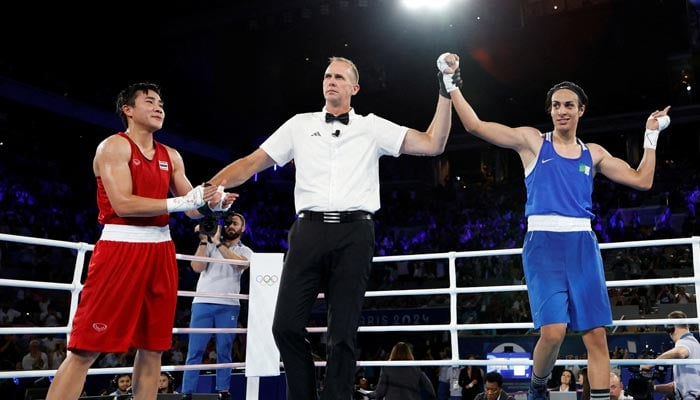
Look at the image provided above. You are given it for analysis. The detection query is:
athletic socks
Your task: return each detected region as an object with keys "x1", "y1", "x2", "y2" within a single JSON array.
[
  {"x1": 528, "y1": 374, "x2": 549, "y2": 400},
  {"x1": 591, "y1": 388, "x2": 610, "y2": 400},
  {"x1": 531, "y1": 373, "x2": 548, "y2": 387}
]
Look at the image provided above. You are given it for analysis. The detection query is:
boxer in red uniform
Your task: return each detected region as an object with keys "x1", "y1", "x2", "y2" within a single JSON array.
[{"x1": 46, "y1": 82, "x2": 236, "y2": 400}]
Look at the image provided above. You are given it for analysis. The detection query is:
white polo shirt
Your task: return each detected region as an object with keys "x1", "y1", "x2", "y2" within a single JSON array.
[
  {"x1": 260, "y1": 108, "x2": 408, "y2": 213},
  {"x1": 673, "y1": 333, "x2": 700, "y2": 400}
]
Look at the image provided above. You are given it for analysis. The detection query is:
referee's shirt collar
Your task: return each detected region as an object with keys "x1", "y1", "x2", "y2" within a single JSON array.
[{"x1": 321, "y1": 107, "x2": 355, "y2": 122}]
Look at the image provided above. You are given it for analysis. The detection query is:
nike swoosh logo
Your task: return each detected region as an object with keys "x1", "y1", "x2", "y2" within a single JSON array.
[{"x1": 541, "y1": 158, "x2": 554, "y2": 164}]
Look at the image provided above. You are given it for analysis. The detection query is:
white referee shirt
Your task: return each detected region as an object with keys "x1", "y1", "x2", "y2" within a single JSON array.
[{"x1": 260, "y1": 108, "x2": 408, "y2": 213}]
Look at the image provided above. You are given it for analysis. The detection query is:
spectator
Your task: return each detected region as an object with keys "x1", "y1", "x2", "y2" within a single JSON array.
[
  {"x1": 580, "y1": 368, "x2": 591, "y2": 400},
  {"x1": 609, "y1": 372, "x2": 632, "y2": 400},
  {"x1": 109, "y1": 373, "x2": 132, "y2": 397},
  {"x1": 0, "y1": 300, "x2": 22, "y2": 325},
  {"x1": 40, "y1": 304, "x2": 63, "y2": 327},
  {"x1": 49, "y1": 340, "x2": 67, "y2": 370},
  {"x1": 657, "y1": 285, "x2": 674, "y2": 304},
  {"x1": 21, "y1": 339, "x2": 48, "y2": 370},
  {"x1": 675, "y1": 286, "x2": 692, "y2": 304},
  {"x1": 354, "y1": 376, "x2": 371, "y2": 400},
  {"x1": 366, "y1": 341, "x2": 436, "y2": 400},
  {"x1": 473, "y1": 372, "x2": 515, "y2": 400},
  {"x1": 556, "y1": 369, "x2": 576, "y2": 392},
  {"x1": 157, "y1": 372, "x2": 178, "y2": 394},
  {"x1": 0, "y1": 334, "x2": 22, "y2": 370},
  {"x1": 168, "y1": 337, "x2": 185, "y2": 366},
  {"x1": 437, "y1": 347, "x2": 462, "y2": 400},
  {"x1": 459, "y1": 355, "x2": 484, "y2": 400}
]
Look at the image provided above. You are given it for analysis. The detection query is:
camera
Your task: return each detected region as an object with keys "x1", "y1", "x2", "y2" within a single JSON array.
[
  {"x1": 626, "y1": 365, "x2": 668, "y2": 400},
  {"x1": 199, "y1": 210, "x2": 235, "y2": 237},
  {"x1": 624, "y1": 344, "x2": 669, "y2": 400},
  {"x1": 625, "y1": 344, "x2": 669, "y2": 400}
]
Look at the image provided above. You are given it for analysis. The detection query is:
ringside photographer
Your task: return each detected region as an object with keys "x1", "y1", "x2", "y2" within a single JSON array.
[
  {"x1": 181, "y1": 211, "x2": 253, "y2": 400},
  {"x1": 643, "y1": 310, "x2": 700, "y2": 400}
]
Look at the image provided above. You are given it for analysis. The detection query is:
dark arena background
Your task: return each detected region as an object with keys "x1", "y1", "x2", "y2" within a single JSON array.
[{"x1": 1, "y1": 1, "x2": 700, "y2": 399}]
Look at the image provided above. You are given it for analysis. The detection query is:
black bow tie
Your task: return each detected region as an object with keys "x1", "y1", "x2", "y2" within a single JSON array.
[{"x1": 325, "y1": 112, "x2": 349, "y2": 125}]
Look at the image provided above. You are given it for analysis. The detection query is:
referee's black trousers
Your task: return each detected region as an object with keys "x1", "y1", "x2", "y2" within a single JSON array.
[{"x1": 272, "y1": 217, "x2": 374, "y2": 400}]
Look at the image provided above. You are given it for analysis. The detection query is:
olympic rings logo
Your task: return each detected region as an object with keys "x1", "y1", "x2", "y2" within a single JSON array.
[{"x1": 256, "y1": 274, "x2": 279, "y2": 286}]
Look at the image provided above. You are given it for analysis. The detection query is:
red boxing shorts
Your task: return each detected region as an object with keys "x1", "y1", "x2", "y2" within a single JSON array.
[{"x1": 69, "y1": 225, "x2": 178, "y2": 353}]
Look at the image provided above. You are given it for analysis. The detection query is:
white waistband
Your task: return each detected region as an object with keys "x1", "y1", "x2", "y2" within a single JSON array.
[
  {"x1": 527, "y1": 215, "x2": 591, "y2": 232},
  {"x1": 100, "y1": 224, "x2": 172, "y2": 243}
]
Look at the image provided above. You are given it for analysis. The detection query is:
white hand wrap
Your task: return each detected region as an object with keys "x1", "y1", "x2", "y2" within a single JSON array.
[
  {"x1": 210, "y1": 185, "x2": 231, "y2": 212},
  {"x1": 166, "y1": 185, "x2": 206, "y2": 213},
  {"x1": 644, "y1": 115, "x2": 670, "y2": 150},
  {"x1": 442, "y1": 73, "x2": 459, "y2": 93},
  {"x1": 436, "y1": 52, "x2": 453, "y2": 74},
  {"x1": 656, "y1": 115, "x2": 670, "y2": 131},
  {"x1": 437, "y1": 53, "x2": 460, "y2": 93},
  {"x1": 643, "y1": 129, "x2": 660, "y2": 150}
]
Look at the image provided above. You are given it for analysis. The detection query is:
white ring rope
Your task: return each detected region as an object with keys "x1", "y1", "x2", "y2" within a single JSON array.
[{"x1": 0, "y1": 232, "x2": 699, "y2": 384}]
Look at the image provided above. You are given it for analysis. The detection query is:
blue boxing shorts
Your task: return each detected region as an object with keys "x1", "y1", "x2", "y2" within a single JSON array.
[{"x1": 522, "y1": 228, "x2": 612, "y2": 332}]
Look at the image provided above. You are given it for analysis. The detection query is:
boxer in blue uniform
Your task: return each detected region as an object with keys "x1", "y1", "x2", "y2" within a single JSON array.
[{"x1": 441, "y1": 55, "x2": 671, "y2": 400}]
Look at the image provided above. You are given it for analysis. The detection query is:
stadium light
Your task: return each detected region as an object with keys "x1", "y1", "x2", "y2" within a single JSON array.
[{"x1": 402, "y1": 0, "x2": 454, "y2": 11}]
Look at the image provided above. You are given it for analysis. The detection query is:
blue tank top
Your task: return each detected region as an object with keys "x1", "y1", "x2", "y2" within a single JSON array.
[{"x1": 524, "y1": 132, "x2": 594, "y2": 219}]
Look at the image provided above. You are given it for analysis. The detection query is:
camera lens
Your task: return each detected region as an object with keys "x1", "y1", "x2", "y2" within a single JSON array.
[{"x1": 200, "y1": 217, "x2": 219, "y2": 236}]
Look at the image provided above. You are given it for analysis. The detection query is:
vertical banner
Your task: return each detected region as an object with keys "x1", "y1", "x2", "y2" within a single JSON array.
[{"x1": 245, "y1": 252, "x2": 283, "y2": 377}]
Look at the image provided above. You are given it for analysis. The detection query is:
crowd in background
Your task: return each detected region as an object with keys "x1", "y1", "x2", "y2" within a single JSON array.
[{"x1": 0, "y1": 117, "x2": 699, "y2": 397}]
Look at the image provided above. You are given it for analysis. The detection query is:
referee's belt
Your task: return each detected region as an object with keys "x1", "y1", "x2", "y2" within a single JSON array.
[{"x1": 298, "y1": 210, "x2": 373, "y2": 223}]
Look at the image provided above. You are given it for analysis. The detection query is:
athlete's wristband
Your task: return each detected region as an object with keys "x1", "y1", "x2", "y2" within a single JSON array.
[
  {"x1": 644, "y1": 114, "x2": 670, "y2": 150},
  {"x1": 166, "y1": 186, "x2": 205, "y2": 213},
  {"x1": 199, "y1": 242, "x2": 208, "y2": 246},
  {"x1": 644, "y1": 128, "x2": 660, "y2": 150}
]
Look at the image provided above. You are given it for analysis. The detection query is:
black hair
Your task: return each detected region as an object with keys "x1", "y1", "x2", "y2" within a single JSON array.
[
  {"x1": 545, "y1": 81, "x2": 589, "y2": 113},
  {"x1": 111, "y1": 373, "x2": 130, "y2": 388},
  {"x1": 160, "y1": 371, "x2": 176, "y2": 392},
  {"x1": 485, "y1": 371, "x2": 504, "y2": 387},
  {"x1": 115, "y1": 82, "x2": 162, "y2": 129},
  {"x1": 225, "y1": 212, "x2": 246, "y2": 227}
]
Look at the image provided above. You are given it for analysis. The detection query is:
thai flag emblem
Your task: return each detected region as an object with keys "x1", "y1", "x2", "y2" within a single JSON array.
[{"x1": 159, "y1": 160, "x2": 169, "y2": 170}]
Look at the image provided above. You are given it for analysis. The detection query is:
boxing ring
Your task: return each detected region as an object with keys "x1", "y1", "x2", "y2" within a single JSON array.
[{"x1": 1, "y1": 232, "x2": 699, "y2": 399}]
